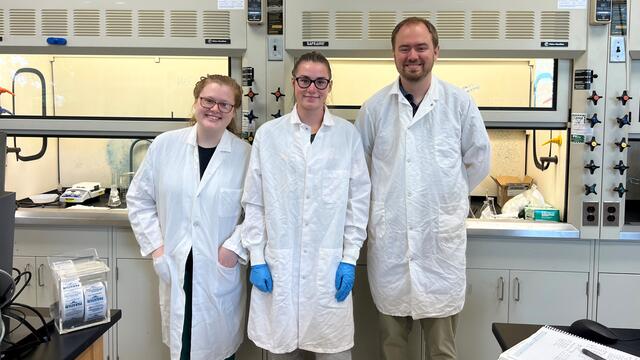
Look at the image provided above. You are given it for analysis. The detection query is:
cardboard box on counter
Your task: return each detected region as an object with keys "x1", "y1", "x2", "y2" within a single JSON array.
[
  {"x1": 524, "y1": 206, "x2": 560, "y2": 222},
  {"x1": 491, "y1": 175, "x2": 534, "y2": 207}
]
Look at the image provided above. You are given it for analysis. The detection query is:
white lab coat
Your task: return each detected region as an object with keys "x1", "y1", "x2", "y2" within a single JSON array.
[
  {"x1": 241, "y1": 107, "x2": 370, "y2": 353},
  {"x1": 355, "y1": 77, "x2": 491, "y2": 319},
  {"x1": 127, "y1": 125, "x2": 251, "y2": 360}
]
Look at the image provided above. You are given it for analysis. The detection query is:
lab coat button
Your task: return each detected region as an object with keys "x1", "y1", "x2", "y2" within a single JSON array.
[{"x1": 193, "y1": 221, "x2": 200, "y2": 227}]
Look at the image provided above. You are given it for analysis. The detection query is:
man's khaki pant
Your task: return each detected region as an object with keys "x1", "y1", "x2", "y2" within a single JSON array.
[{"x1": 379, "y1": 312, "x2": 460, "y2": 360}]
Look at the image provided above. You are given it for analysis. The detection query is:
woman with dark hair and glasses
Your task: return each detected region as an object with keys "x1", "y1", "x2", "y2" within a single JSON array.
[
  {"x1": 128, "y1": 75, "x2": 250, "y2": 360},
  {"x1": 241, "y1": 52, "x2": 371, "y2": 359}
]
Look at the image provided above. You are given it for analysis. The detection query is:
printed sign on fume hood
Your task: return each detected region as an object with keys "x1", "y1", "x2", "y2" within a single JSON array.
[
  {"x1": 570, "y1": 113, "x2": 592, "y2": 143},
  {"x1": 557, "y1": 0, "x2": 586, "y2": 9},
  {"x1": 219, "y1": 0, "x2": 244, "y2": 10}
]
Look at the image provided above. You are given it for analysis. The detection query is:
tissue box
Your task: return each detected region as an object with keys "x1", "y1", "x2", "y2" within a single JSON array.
[
  {"x1": 491, "y1": 175, "x2": 534, "y2": 207},
  {"x1": 524, "y1": 206, "x2": 560, "y2": 221}
]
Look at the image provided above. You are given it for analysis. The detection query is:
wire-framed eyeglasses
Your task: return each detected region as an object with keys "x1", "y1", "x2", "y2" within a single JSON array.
[
  {"x1": 199, "y1": 97, "x2": 235, "y2": 113},
  {"x1": 294, "y1": 76, "x2": 331, "y2": 90}
]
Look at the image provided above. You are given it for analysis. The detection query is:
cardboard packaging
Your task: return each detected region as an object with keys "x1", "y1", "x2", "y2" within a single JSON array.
[
  {"x1": 491, "y1": 175, "x2": 534, "y2": 207},
  {"x1": 525, "y1": 206, "x2": 560, "y2": 221}
]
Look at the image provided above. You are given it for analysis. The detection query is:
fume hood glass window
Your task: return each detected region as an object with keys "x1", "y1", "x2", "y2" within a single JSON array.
[
  {"x1": 0, "y1": 55, "x2": 229, "y2": 118},
  {"x1": 327, "y1": 58, "x2": 556, "y2": 110}
]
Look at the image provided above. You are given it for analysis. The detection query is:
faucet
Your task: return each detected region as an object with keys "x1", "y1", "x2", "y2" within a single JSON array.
[{"x1": 129, "y1": 139, "x2": 152, "y2": 173}]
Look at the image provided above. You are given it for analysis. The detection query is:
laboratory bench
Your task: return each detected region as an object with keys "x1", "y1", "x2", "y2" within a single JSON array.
[{"x1": 11, "y1": 207, "x2": 640, "y2": 360}]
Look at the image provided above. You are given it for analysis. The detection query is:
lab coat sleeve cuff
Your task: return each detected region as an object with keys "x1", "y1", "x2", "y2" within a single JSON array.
[
  {"x1": 341, "y1": 246, "x2": 360, "y2": 265},
  {"x1": 139, "y1": 239, "x2": 163, "y2": 258},
  {"x1": 222, "y1": 226, "x2": 248, "y2": 265},
  {"x1": 248, "y1": 246, "x2": 266, "y2": 265}
]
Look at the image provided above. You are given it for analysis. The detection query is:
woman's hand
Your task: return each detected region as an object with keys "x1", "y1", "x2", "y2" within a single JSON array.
[
  {"x1": 218, "y1": 246, "x2": 239, "y2": 268},
  {"x1": 151, "y1": 245, "x2": 165, "y2": 259}
]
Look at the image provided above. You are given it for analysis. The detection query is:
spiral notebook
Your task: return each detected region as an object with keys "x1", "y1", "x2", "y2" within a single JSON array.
[{"x1": 498, "y1": 325, "x2": 639, "y2": 360}]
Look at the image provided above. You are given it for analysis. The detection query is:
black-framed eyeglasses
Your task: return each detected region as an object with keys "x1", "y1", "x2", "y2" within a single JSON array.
[
  {"x1": 198, "y1": 97, "x2": 235, "y2": 113},
  {"x1": 294, "y1": 76, "x2": 331, "y2": 90}
]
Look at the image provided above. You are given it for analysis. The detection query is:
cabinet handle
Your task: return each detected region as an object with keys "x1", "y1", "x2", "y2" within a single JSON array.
[
  {"x1": 25, "y1": 264, "x2": 32, "y2": 286},
  {"x1": 37, "y1": 264, "x2": 45, "y2": 287},
  {"x1": 514, "y1": 277, "x2": 520, "y2": 302},
  {"x1": 497, "y1": 276, "x2": 504, "y2": 301}
]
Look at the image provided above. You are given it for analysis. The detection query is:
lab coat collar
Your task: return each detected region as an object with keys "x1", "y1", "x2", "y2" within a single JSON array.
[
  {"x1": 391, "y1": 76, "x2": 441, "y2": 103},
  {"x1": 288, "y1": 105, "x2": 335, "y2": 127},
  {"x1": 186, "y1": 123, "x2": 233, "y2": 153},
  {"x1": 391, "y1": 76, "x2": 441, "y2": 123}
]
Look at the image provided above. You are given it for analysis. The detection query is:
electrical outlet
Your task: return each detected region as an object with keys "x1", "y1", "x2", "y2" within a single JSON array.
[
  {"x1": 603, "y1": 201, "x2": 620, "y2": 226},
  {"x1": 268, "y1": 36, "x2": 283, "y2": 61},
  {"x1": 582, "y1": 201, "x2": 599, "y2": 226},
  {"x1": 610, "y1": 36, "x2": 626, "y2": 63}
]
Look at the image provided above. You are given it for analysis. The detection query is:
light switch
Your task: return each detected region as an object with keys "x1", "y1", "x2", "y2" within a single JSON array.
[{"x1": 268, "y1": 36, "x2": 283, "y2": 61}]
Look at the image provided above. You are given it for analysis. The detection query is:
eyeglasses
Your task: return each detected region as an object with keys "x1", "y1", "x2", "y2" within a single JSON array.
[
  {"x1": 294, "y1": 76, "x2": 331, "y2": 90},
  {"x1": 198, "y1": 97, "x2": 235, "y2": 113}
]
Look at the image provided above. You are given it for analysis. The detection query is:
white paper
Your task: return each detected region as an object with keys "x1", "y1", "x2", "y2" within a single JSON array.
[
  {"x1": 571, "y1": 113, "x2": 593, "y2": 138},
  {"x1": 218, "y1": 0, "x2": 244, "y2": 10},
  {"x1": 499, "y1": 326, "x2": 639, "y2": 360},
  {"x1": 83, "y1": 282, "x2": 107, "y2": 322},
  {"x1": 60, "y1": 279, "x2": 84, "y2": 323},
  {"x1": 558, "y1": 0, "x2": 587, "y2": 9}
]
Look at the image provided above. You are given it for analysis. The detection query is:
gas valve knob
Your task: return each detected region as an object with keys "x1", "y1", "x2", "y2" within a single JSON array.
[
  {"x1": 616, "y1": 113, "x2": 632, "y2": 128},
  {"x1": 244, "y1": 88, "x2": 259, "y2": 102},
  {"x1": 584, "y1": 160, "x2": 600, "y2": 175},
  {"x1": 614, "y1": 137, "x2": 630, "y2": 152},
  {"x1": 270, "y1": 109, "x2": 282, "y2": 119},
  {"x1": 616, "y1": 90, "x2": 632, "y2": 106},
  {"x1": 244, "y1": 110, "x2": 258, "y2": 122},
  {"x1": 584, "y1": 184, "x2": 597, "y2": 196},
  {"x1": 270, "y1": 87, "x2": 286, "y2": 102},
  {"x1": 587, "y1": 114, "x2": 601, "y2": 128},
  {"x1": 587, "y1": 136, "x2": 600, "y2": 151},
  {"x1": 613, "y1": 183, "x2": 628, "y2": 198},
  {"x1": 613, "y1": 161, "x2": 629, "y2": 175},
  {"x1": 587, "y1": 91, "x2": 602, "y2": 105}
]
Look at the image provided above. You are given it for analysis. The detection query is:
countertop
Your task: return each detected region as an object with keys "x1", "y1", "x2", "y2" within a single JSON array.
[
  {"x1": 1, "y1": 309, "x2": 121, "y2": 360},
  {"x1": 15, "y1": 206, "x2": 582, "y2": 238},
  {"x1": 621, "y1": 225, "x2": 640, "y2": 240}
]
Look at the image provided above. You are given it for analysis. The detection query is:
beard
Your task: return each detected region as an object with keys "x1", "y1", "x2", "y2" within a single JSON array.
[{"x1": 397, "y1": 60, "x2": 434, "y2": 82}]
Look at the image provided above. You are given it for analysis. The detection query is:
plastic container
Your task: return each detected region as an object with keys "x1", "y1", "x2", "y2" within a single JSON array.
[{"x1": 48, "y1": 249, "x2": 110, "y2": 334}]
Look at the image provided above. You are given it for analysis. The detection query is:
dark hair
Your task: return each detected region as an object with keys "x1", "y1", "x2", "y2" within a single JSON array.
[
  {"x1": 291, "y1": 51, "x2": 332, "y2": 79},
  {"x1": 189, "y1": 74, "x2": 242, "y2": 134},
  {"x1": 391, "y1": 17, "x2": 439, "y2": 50}
]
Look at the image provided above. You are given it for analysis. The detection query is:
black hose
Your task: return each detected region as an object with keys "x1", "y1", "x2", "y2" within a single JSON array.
[{"x1": 11, "y1": 68, "x2": 48, "y2": 162}]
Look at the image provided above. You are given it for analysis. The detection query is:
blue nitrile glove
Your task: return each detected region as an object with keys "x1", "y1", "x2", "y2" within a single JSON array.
[
  {"x1": 250, "y1": 264, "x2": 273, "y2": 293},
  {"x1": 335, "y1": 262, "x2": 356, "y2": 302}
]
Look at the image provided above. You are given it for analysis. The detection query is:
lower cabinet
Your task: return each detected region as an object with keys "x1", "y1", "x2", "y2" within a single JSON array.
[
  {"x1": 596, "y1": 273, "x2": 640, "y2": 328},
  {"x1": 458, "y1": 269, "x2": 589, "y2": 360},
  {"x1": 597, "y1": 240, "x2": 640, "y2": 329},
  {"x1": 456, "y1": 269, "x2": 508, "y2": 360},
  {"x1": 115, "y1": 258, "x2": 169, "y2": 360}
]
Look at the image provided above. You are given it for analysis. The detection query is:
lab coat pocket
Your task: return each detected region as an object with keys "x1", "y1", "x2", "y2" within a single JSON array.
[
  {"x1": 214, "y1": 259, "x2": 241, "y2": 297},
  {"x1": 435, "y1": 136, "x2": 460, "y2": 172},
  {"x1": 152, "y1": 254, "x2": 171, "y2": 284},
  {"x1": 437, "y1": 202, "x2": 467, "y2": 260},
  {"x1": 322, "y1": 170, "x2": 349, "y2": 204},
  {"x1": 317, "y1": 248, "x2": 348, "y2": 309},
  {"x1": 219, "y1": 188, "x2": 243, "y2": 217}
]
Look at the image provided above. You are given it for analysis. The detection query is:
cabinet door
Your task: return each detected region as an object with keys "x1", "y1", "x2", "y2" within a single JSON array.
[
  {"x1": 456, "y1": 269, "x2": 509, "y2": 360},
  {"x1": 597, "y1": 273, "x2": 640, "y2": 328},
  {"x1": 508, "y1": 270, "x2": 588, "y2": 325},
  {"x1": 116, "y1": 259, "x2": 169, "y2": 360},
  {"x1": 12, "y1": 256, "x2": 37, "y2": 306}
]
